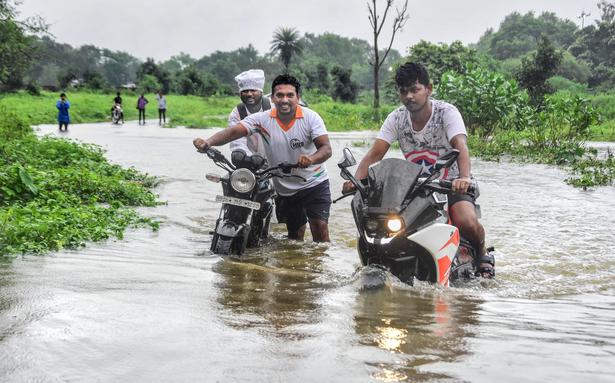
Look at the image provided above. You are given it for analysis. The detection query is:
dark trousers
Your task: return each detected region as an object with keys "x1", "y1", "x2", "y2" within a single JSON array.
[
  {"x1": 158, "y1": 108, "x2": 166, "y2": 123},
  {"x1": 138, "y1": 109, "x2": 145, "y2": 124}
]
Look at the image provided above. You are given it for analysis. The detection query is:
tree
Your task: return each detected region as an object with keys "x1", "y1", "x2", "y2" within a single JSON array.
[
  {"x1": 367, "y1": 0, "x2": 409, "y2": 109},
  {"x1": 515, "y1": 35, "x2": 562, "y2": 106},
  {"x1": 270, "y1": 27, "x2": 304, "y2": 72},
  {"x1": 82, "y1": 69, "x2": 108, "y2": 90},
  {"x1": 569, "y1": 1, "x2": 615, "y2": 88},
  {"x1": 407, "y1": 40, "x2": 480, "y2": 83},
  {"x1": 137, "y1": 58, "x2": 170, "y2": 93},
  {"x1": 476, "y1": 11, "x2": 577, "y2": 60},
  {"x1": 0, "y1": 0, "x2": 46, "y2": 89},
  {"x1": 331, "y1": 66, "x2": 359, "y2": 103}
]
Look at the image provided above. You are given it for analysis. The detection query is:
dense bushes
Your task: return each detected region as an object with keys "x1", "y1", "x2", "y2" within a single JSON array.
[
  {"x1": 0, "y1": 108, "x2": 159, "y2": 255},
  {"x1": 437, "y1": 67, "x2": 613, "y2": 186}
]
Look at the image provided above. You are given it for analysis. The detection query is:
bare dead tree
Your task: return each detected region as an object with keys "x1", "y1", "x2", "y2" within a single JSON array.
[{"x1": 367, "y1": 0, "x2": 409, "y2": 109}]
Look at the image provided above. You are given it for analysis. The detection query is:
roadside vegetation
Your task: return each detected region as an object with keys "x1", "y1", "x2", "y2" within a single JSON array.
[{"x1": 0, "y1": 106, "x2": 160, "y2": 256}]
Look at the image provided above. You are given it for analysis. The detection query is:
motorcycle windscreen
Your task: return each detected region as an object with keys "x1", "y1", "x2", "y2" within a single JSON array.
[{"x1": 367, "y1": 158, "x2": 421, "y2": 209}]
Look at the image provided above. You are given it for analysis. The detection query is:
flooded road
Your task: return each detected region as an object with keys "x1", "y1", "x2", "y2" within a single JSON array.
[{"x1": 1, "y1": 121, "x2": 614, "y2": 382}]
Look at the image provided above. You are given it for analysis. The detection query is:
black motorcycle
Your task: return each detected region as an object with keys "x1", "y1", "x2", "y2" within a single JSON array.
[
  {"x1": 203, "y1": 148, "x2": 302, "y2": 256},
  {"x1": 336, "y1": 148, "x2": 486, "y2": 287}
]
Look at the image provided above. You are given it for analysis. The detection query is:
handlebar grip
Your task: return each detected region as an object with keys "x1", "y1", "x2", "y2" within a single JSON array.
[{"x1": 437, "y1": 179, "x2": 476, "y2": 194}]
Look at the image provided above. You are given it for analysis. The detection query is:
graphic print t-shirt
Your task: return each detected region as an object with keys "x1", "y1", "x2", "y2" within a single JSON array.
[{"x1": 377, "y1": 99, "x2": 466, "y2": 179}]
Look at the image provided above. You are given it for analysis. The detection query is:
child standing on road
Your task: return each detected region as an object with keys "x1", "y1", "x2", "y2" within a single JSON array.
[{"x1": 56, "y1": 93, "x2": 70, "y2": 132}]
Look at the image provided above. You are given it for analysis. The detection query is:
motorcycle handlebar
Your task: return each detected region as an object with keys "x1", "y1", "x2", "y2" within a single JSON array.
[{"x1": 432, "y1": 178, "x2": 476, "y2": 194}]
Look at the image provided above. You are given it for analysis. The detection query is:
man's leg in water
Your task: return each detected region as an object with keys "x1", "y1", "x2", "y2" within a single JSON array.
[{"x1": 449, "y1": 200, "x2": 492, "y2": 276}]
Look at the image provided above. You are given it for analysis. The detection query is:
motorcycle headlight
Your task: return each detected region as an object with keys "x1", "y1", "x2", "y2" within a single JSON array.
[
  {"x1": 386, "y1": 217, "x2": 403, "y2": 232},
  {"x1": 230, "y1": 168, "x2": 256, "y2": 193}
]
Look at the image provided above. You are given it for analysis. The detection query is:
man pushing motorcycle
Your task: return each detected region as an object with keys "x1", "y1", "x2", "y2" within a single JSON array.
[
  {"x1": 342, "y1": 62, "x2": 495, "y2": 278},
  {"x1": 194, "y1": 74, "x2": 333, "y2": 242}
]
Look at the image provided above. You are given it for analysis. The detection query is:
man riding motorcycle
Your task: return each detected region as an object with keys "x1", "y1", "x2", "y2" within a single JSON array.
[{"x1": 342, "y1": 62, "x2": 495, "y2": 278}]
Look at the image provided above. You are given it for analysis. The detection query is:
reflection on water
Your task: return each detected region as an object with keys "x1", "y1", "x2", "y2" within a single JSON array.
[
  {"x1": 213, "y1": 238, "x2": 328, "y2": 338},
  {"x1": 0, "y1": 123, "x2": 613, "y2": 382},
  {"x1": 353, "y1": 284, "x2": 481, "y2": 382}
]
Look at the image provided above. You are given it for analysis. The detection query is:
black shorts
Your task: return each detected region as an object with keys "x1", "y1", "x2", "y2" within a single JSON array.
[
  {"x1": 448, "y1": 182, "x2": 480, "y2": 207},
  {"x1": 275, "y1": 179, "x2": 331, "y2": 233},
  {"x1": 448, "y1": 192, "x2": 475, "y2": 207}
]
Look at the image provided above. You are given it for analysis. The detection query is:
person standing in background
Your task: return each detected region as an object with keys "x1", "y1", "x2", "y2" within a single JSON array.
[
  {"x1": 137, "y1": 93, "x2": 148, "y2": 125},
  {"x1": 156, "y1": 90, "x2": 167, "y2": 125},
  {"x1": 56, "y1": 93, "x2": 70, "y2": 132}
]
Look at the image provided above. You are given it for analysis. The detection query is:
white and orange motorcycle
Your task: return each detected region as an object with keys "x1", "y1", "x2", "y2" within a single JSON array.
[{"x1": 336, "y1": 148, "x2": 492, "y2": 287}]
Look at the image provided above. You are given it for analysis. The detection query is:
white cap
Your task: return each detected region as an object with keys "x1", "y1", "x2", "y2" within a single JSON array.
[{"x1": 235, "y1": 69, "x2": 265, "y2": 92}]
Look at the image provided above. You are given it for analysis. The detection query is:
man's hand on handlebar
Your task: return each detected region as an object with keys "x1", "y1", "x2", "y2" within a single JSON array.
[
  {"x1": 193, "y1": 138, "x2": 210, "y2": 153},
  {"x1": 297, "y1": 154, "x2": 313, "y2": 168},
  {"x1": 452, "y1": 176, "x2": 471, "y2": 193},
  {"x1": 342, "y1": 180, "x2": 356, "y2": 194}
]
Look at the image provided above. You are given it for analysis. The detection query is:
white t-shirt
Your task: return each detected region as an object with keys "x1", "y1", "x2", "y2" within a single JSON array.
[
  {"x1": 156, "y1": 94, "x2": 166, "y2": 109},
  {"x1": 227, "y1": 102, "x2": 272, "y2": 155},
  {"x1": 377, "y1": 98, "x2": 467, "y2": 179},
  {"x1": 239, "y1": 105, "x2": 329, "y2": 196}
]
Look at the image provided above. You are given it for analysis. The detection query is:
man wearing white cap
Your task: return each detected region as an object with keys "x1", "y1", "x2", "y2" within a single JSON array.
[{"x1": 227, "y1": 69, "x2": 272, "y2": 156}]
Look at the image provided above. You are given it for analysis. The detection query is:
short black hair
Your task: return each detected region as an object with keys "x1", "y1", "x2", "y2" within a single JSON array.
[
  {"x1": 271, "y1": 74, "x2": 301, "y2": 96},
  {"x1": 60, "y1": 93, "x2": 66, "y2": 97},
  {"x1": 395, "y1": 62, "x2": 430, "y2": 87}
]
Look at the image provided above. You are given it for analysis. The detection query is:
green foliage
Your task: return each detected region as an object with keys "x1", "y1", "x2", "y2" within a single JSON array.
[
  {"x1": 137, "y1": 58, "x2": 170, "y2": 93},
  {"x1": 436, "y1": 65, "x2": 534, "y2": 138},
  {"x1": 548, "y1": 76, "x2": 588, "y2": 93},
  {"x1": 407, "y1": 40, "x2": 481, "y2": 83},
  {"x1": 138, "y1": 74, "x2": 161, "y2": 93},
  {"x1": 270, "y1": 27, "x2": 304, "y2": 72},
  {"x1": 523, "y1": 94, "x2": 598, "y2": 160},
  {"x1": 82, "y1": 69, "x2": 109, "y2": 90},
  {"x1": 0, "y1": 111, "x2": 159, "y2": 255},
  {"x1": 557, "y1": 51, "x2": 592, "y2": 84},
  {"x1": 0, "y1": 105, "x2": 32, "y2": 141},
  {"x1": 476, "y1": 11, "x2": 577, "y2": 59},
  {"x1": 0, "y1": 0, "x2": 45, "y2": 90},
  {"x1": 515, "y1": 35, "x2": 562, "y2": 106},
  {"x1": 330, "y1": 66, "x2": 359, "y2": 103},
  {"x1": 567, "y1": 150, "x2": 615, "y2": 187}
]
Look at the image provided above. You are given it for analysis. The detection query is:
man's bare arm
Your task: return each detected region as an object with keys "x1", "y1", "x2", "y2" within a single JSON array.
[{"x1": 193, "y1": 123, "x2": 249, "y2": 152}]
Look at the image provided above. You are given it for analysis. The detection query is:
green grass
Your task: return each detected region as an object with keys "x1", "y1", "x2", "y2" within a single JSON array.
[
  {"x1": 1, "y1": 90, "x2": 613, "y2": 140},
  {"x1": 0, "y1": 90, "x2": 396, "y2": 132}
]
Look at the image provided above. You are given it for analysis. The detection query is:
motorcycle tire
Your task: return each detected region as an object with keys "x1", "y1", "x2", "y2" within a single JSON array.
[{"x1": 212, "y1": 234, "x2": 233, "y2": 255}]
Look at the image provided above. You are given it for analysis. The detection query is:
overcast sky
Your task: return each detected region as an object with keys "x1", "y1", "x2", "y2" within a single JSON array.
[{"x1": 18, "y1": 0, "x2": 600, "y2": 61}]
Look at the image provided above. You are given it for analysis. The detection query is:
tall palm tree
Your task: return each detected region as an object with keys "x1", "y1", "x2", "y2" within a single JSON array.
[{"x1": 270, "y1": 27, "x2": 304, "y2": 73}]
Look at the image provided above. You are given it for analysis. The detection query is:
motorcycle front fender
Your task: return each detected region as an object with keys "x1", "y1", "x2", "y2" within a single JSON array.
[{"x1": 215, "y1": 220, "x2": 250, "y2": 238}]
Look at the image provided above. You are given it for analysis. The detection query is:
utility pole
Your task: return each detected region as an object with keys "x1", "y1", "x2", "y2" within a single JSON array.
[{"x1": 578, "y1": 10, "x2": 590, "y2": 28}]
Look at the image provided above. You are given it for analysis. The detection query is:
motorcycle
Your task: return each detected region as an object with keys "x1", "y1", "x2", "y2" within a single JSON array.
[
  {"x1": 111, "y1": 104, "x2": 123, "y2": 124},
  {"x1": 335, "y1": 147, "x2": 488, "y2": 287},
  {"x1": 203, "y1": 148, "x2": 303, "y2": 256}
]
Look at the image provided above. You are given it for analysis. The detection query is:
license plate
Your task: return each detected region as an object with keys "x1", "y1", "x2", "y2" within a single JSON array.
[{"x1": 215, "y1": 195, "x2": 261, "y2": 210}]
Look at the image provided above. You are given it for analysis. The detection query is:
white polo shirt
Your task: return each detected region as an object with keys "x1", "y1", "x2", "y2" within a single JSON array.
[{"x1": 239, "y1": 105, "x2": 329, "y2": 196}]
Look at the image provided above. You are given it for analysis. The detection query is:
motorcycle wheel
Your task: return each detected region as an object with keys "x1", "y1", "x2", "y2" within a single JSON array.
[{"x1": 212, "y1": 234, "x2": 233, "y2": 255}]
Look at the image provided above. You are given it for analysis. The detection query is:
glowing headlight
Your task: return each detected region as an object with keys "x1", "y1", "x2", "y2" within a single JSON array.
[
  {"x1": 386, "y1": 218, "x2": 403, "y2": 232},
  {"x1": 230, "y1": 168, "x2": 256, "y2": 193}
]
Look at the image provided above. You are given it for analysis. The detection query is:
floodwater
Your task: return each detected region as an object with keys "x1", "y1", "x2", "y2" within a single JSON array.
[{"x1": 1, "y1": 121, "x2": 614, "y2": 382}]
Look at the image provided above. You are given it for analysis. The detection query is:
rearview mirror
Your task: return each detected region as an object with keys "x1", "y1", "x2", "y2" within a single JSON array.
[
  {"x1": 338, "y1": 147, "x2": 357, "y2": 169},
  {"x1": 434, "y1": 149, "x2": 459, "y2": 171}
]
